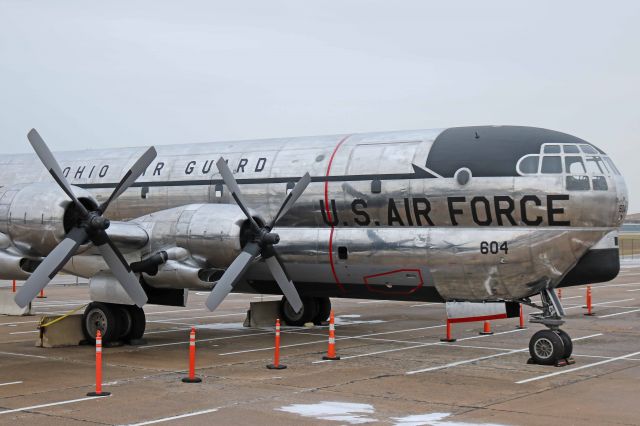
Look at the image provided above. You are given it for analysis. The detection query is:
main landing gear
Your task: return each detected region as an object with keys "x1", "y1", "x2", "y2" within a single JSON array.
[
  {"x1": 82, "y1": 302, "x2": 146, "y2": 345},
  {"x1": 519, "y1": 288, "x2": 575, "y2": 366},
  {"x1": 280, "y1": 296, "x2": 331, "y2": 326}
]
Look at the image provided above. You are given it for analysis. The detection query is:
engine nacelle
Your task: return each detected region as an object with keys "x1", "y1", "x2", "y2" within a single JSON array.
[
  {"x1": 136, "y1": 203, "x2": 253, "y2": 268},
  {"x1": 0, "y1": 249, "x2": 40, "y2": 280},
  {"x1": 0, "y1": 183, "x2": 96, "y2": 256},
  {"x1": 142, "y1": 260, "x2": 224, "y2": 289}
]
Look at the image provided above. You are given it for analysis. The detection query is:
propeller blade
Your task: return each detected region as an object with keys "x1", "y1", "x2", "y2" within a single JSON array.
[
  {"x1": 268, "y1": 172, "x2": 311, "y2": 229},
  {"x1": 205, "y1": 242, "x2": 260, "y2": 311},
  {"x1": 97, "y1": 235, "x2": 148, "y2": 307},
  {"x1": 100, "y1": 146, "x2": 157, "y2": 213},
  {"x1": 264, "y1": 255, "x2": 303, "y2": 313},
  {"x1": 216, "y1": 158, "x2": 261, "y2": 231},
  {"x1": 14, "y1": 227, "x2": 87, "y2": 308},
  {"x1": 27, "y1": 129, "x2": 89, "y2": 217}
]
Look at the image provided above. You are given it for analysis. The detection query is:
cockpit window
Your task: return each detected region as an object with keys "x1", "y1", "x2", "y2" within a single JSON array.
[
  {"x1": 566, "y1": 175, "x2": 590, "y2": 191},
  {"x1": 585, "y1": 156, "x2": 607, "y2": 174},
  {"x1": 580, "y1": 144, "x2": 599, "y2": 154},
  {"x1": 541, "y1": 156, "x2": 562, "y2": 174},
  {"x1": 519, "y1": 155, "x2": 539, "y2": 174},
  {"x1": 592, "y1": 176, "x2": 608, "y2": 191},
  {"x1": 604, "y1": 157, "x2": 621, "y2": 175},
  {"x1": 565, "y1": 156, "x2": 586, "y2": 174},
  {"x1": 563, "y1": 144, "x2": 580, "y2": 154},
  {"x1": 543, "y1": 144, "x2": 561, "y2": 154}
]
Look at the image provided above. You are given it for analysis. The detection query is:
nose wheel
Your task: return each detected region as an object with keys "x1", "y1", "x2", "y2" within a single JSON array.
[
  {"x1": 528, "y1": 329, "x2": 573, "y2": 365},
  {"x1": 520, "y1": 288, "x2": 575, "y2": 367}
]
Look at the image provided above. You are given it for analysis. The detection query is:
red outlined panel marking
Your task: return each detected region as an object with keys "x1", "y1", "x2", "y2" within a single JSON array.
[{"x1": 363, "y1": 268, "x2": 424, "y2": 295}]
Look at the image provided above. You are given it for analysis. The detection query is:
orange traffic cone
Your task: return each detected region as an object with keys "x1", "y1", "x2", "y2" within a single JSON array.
[
  {"x1": 267, "y1": 319, "x2": 287, "y2": 369},
  {"x1": 516, "y1": 304, "x2": 526, "y2": 329},
  {"x1": 182, "y1": 327, "x2": 202, "y2": 383},
  {"x1": 584, "y1": 285, "x2": 595, "y2": 316},
  {"x1": 322, "y1": 310, "x2": 340, "y2": 360},
  {"x1": 479, "y1": 320, "x2": 493, "y2": 335},
  {"x1": 87, "y1": 330, "x2": 110, "y2": 397}
]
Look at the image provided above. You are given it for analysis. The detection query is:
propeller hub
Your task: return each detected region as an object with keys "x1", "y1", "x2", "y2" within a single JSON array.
[
  {"x1": 260, "y1": 231, "x2": 280, "y2": 245},
  {"x1": 88, "y1": 214, "x2": 110, "y2": 231}
]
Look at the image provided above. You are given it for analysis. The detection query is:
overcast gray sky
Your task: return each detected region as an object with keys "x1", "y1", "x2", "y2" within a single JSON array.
[{"x1": 1, "y1": 1, "x2": 638, "y2": 211}]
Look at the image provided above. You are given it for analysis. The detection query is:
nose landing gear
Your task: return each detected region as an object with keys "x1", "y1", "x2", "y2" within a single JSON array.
[{"x1": 520, "y1": 288, "x2": 575, "y2": 367}]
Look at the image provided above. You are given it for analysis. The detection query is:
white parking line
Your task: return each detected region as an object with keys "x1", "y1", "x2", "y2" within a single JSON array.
[
  {"x1": 559, "y1": 295, "x2": 582, "y2": 300},
  {"x1": 406, "y1": 333, "x2": 602, "y2": 375},
  {"x1": 221, "y1": 324, "x2": 447, "y2": 356},
  {"x1": 0, "y1": 351, "x2": 47, "y2": 359},
  {"x1": 627, "y1": 288, "x2": 640, "y2": 292},
  {"x1": 314, "y1": 328, "x2": 527, "y2": 364},
  {"x1": 147, "y1": 312, "x2": 244, "y2": 323},
  {"x1": 597, "y1": 308, "x2": 640, "y2": 318},
  {"x1": 0, "y1": 381, "x2": 22, "y2": 387},
  {"x1": 573, "y1": 353, "x2": 640, "y2": 361},
  {"x1": 0, "y1": 320, "x2": 40, "y2": 326},
  {"x1": 145, "y1": 308, "x2": 205, "y2": 316},
  {"x1": 584, "y1": 282, "x2": 640, "y2": 289},
  {"x1": 9, "y1": 330, "x2": 39, "y2": 335},
  {"x1": 140, "y1": 331, "x2": 273, "y2": 349},
  {"x1": 0, "y1": 396, "x2": 106, "y2": 415},
  {"x1": 408, "y1": 348, "x2": 527, "y2": 375},
  {"x1": 564, "y1": 298, "x2": 635, "y2": 310},
  {"x1": 410, "y1": 303, "x2": 441, "y2": 308},
  {"x1": 516, "y1": 350, "x2": 640, "y2": 384},
  {"x1": 125, "y1": 408, "x2": 219, "y2": 425}
]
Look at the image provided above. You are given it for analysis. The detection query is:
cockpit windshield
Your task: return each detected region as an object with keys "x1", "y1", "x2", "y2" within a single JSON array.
[{"x1": 516, "y1": 143, "x2": 620, "y2": 191}]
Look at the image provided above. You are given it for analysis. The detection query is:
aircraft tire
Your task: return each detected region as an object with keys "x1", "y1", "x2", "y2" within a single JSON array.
[
  {"x1": 281, "y1": 297, "x2": 318, "y2": 326},
  {"x1": 82, "y1": 302, "x2": 118, "y2": 344},
  {"x1": 114, "y1": 305, "x2": 133, "y2": 340},
  {"x1": 556, "y1": 329, "x2": 573, "y2": 358},
  {"x1": 529, "y1": 330, "x2": 565, "y2": 365},
  {"x1": 125, "y1": 305, "x2": 146, "y2": 340},
  {"x1": 314, "y1": 297, "x2": 331, "y2": 324}
]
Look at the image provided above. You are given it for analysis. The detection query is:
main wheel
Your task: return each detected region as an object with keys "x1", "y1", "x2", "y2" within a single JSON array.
[
  {"x1": 314, "y1": 297, "x2": 332, "y2": 324},
  {"x1": 125, "y1": 305, "x2": 146, "y2": 341},
  {"x1": 114, "y1": 305, "x2": 133, "y2": 340},
  {"x1": 280, "y1": 297, "x2": 318, "y2": 326},
  {"x1": 529, "y1": 330, "x2": 565, "y2": 365},
  {"x1": 82, "y1": 302, "x2": 118, "y2": 344},
  {"x1": 556, "y1": 329, "x2": 573, "y2": 359}
]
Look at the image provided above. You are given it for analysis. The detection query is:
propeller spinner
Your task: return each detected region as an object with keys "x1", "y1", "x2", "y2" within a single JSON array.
[
  {"x1": 205, "y1": 158, "x2": 311, "y2": 313},
  {"x1": 14, "y1": 129, "x2": 156, "y2": 308}
]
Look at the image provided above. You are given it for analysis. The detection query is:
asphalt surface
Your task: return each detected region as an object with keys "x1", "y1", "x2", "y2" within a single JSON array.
[{"x1": 1, "y1": 263, "x2": 640, "y2": 425}]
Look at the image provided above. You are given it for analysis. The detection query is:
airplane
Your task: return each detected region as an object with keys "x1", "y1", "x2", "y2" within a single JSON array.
[{"x1": 0, "y1": 125, "x2": 627, "y2": 366}]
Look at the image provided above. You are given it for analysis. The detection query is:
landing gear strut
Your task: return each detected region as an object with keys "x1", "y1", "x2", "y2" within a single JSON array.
[{"x1": 519, "y1": 288, "x2": 574, "y2": 366}]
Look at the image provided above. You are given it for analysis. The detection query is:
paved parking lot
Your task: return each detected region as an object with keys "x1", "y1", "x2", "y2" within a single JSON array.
[{"x1": 1, "y1": 263, "x2": 640, "y2": 425}]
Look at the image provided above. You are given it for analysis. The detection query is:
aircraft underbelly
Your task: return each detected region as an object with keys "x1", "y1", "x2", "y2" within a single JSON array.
[{"x1": 258, "y1": 227, "x2": 607, "y2": 301}]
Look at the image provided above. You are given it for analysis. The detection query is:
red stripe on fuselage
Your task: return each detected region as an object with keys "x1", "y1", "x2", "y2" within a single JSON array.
[
  {"x1": 448, "y1": 313, "x2": 508, "y2": 324},
  {"x1": 325, "y1": 135, "x2": 350, "y2": 292}
]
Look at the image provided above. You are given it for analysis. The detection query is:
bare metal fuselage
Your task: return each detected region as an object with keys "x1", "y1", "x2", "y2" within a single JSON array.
[{"x1": 0, "y1": 126, "x2": 628, "y2": 303}]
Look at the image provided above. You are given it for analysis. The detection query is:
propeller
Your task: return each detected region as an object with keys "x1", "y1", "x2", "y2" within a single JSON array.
[
  {"x1": 205, "y1": 158, "x2": 311, "y2": 313},
  {"x1": 14, "y1": 129, "x2": 156, "y2": 308}
]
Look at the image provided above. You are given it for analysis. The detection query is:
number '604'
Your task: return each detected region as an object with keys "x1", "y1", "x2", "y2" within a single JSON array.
[{"x1": 480, "y1": 241, "x2": 509, "y2": 255}]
